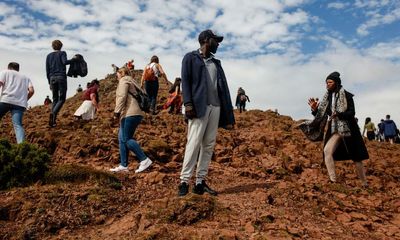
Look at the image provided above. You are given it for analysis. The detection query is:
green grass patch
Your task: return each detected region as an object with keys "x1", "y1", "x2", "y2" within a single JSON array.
[{"x1": 0, "y1": 139, "x2": 51, "y2": 190}]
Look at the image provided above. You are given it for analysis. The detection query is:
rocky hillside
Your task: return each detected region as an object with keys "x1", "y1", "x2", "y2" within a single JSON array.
[{"x1": 0, "y1": 70, "x2": 399, "y2": 239}]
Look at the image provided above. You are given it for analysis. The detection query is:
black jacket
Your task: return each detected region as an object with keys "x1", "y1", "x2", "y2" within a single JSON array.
[
  {"x1": 319, "y1": 90, "x2": 369, "y2": 161},
  {"x1": 67, "y1": 54, "x2": 88, "y2": 78}
]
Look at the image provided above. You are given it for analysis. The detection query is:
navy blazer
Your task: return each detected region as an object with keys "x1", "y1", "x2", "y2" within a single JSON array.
[{"x1": 181, "y1": 50, "x2": 235, "y2": 128}]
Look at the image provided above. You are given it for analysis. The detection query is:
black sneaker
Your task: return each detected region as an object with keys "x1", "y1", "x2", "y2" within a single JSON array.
[
  {"x1": 49, "y1": 113, "x2": 57, "y2": 127},
  {"x1": 192, "y1": 183, "x2": 205, "y2": 195},
  {"x1": 49, "y1": 113, "x2": 54, "y2": 127},
  {"x1": 178, "y1": 182, "x2": 189, "y2": 196},
  {"x1": 202, "y1": 181, "x2": 218, "y2": 196}
]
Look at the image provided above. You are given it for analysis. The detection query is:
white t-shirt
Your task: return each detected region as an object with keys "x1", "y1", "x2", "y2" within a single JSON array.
[
  {"x1": 148, "y1": 63, "x2": 160, "y2": 77},
  {"x1": 0, "y1": 69, "x2": 33, "y2": 108}
]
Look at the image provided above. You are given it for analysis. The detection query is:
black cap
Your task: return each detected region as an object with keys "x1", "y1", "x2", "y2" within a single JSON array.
[{"x1": 198, "y1": 29, "x2": 223, "y2": 43}]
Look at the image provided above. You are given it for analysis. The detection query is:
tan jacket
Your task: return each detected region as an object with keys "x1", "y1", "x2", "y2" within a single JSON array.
[{"x1": 114, "y1": 76, "x2": 144, "y2": 119}]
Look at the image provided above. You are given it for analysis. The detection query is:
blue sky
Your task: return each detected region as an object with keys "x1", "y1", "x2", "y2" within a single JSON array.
[{"x1": 0, "y1": 0, "x2": 399, "y2": 125}]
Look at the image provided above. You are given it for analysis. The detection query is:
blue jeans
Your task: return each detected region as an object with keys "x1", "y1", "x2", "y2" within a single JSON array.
[
  {"x1": 0, "y1": 102, "x2": 26, "y2": 143},
  {"x1": 118, "y1": 115, "x2": 147, "y2": 167},
  {"x1": 50, "y1": 76, "x2": 67, "y2": 118},
  {"x1": 145, "y1": 80, "x2": 159, "y2": 111}
]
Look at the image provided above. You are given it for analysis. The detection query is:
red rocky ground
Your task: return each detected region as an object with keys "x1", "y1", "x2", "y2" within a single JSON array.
[{"x1": 0, "y1": 70, "x2": 399, "y2": 239}]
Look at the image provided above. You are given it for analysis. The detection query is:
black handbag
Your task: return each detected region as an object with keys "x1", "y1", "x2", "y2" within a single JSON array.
[
  {"x1": 128, "y1": 87, "x2": 151, "y2": 113},
  {"x1": 299, "y1": 115, "x2": 328, "y2": 142}
]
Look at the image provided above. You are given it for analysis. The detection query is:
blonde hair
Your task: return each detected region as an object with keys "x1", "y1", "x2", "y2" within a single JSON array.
[{"x1": 117, "y1": 67, "x2": 130, "y2": 77}]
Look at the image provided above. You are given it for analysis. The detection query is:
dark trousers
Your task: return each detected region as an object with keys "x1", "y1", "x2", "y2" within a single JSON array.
[
  {"x1": 50, "y1": 76, "x2": 67, "y2": 118},
  {"x1": 145, "y1": 80, "x2": 159, "y2": 111},
  {"x1": 366, "y1": 131, "x2": 375, "y2": 141},
  {"x1": 239, "y1": 101, "x2": 246, "y2": 113}
]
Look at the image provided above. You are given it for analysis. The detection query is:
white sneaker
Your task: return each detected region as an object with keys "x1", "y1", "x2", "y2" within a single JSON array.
[
  {"x1": 110, "y1": 165, "x2": 128, "y2": 172},
  {"x1": 135, "y1": 158, "x2": 153, "y2": 173}
]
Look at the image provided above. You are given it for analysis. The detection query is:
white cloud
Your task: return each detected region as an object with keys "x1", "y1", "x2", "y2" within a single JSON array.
[
  {"x1": 0, "y1": 2, "x2": 15, "y2": 16},
  {"x1": 0, "y1": 0, "x2": 399, "y2": 126},
  {"x1": 281, "y1": 0, "x2": 308, "y2": 8},
  {"x1": 355, "y1": 0, "x2": 400, "y2": 36},
  {"x1": 365, "y1": 40, "x2": 400, "y2": 60},
  {"x1": 354, "y1": 0, "x2": 391, "y2": 9},
  {"x1": 327, "y1": 2, "x2": 349, "y2": 10},
  {"x1": 27, "y1": 0, "x2": 94, "y2": 24}
]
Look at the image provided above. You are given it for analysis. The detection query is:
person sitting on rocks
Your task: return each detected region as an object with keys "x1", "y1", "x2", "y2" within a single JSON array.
[
  {"x1": 163, "y1": 77, "x2": 183, "y2": 114},
  {"x1": 73, "y1": 80, "x2": 99, "y2": 120}
]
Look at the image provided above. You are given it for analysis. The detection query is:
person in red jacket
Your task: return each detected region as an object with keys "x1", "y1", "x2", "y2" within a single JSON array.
[{"x1": 73, "y1": 79, "x2": 100, "y2": 120}]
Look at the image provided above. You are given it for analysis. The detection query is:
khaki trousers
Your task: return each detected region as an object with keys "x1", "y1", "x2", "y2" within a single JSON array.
[
  {"x1": 323, "y1": 133, "x2": 367, "y2": 183},
  {"x1": 180, "y1": 105, "x2": 220, "y2": 183}
]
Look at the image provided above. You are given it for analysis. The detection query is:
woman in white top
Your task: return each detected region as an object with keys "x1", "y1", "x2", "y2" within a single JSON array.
[{"x1": 141, "y1": 55, "x2": 168, "y2": 115}]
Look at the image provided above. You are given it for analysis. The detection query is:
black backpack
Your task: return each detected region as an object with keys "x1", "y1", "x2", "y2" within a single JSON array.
[{"x1": 129, "y1": 87, "x2": 151, "y2": 113}]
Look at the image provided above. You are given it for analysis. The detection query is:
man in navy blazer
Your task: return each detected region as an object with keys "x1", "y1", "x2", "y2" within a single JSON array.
[{"x1": 178, "y1": 29, "x2": 235, "y2": 196}]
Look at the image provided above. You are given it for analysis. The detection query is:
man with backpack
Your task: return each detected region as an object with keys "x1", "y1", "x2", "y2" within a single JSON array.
[
  {"x1": 178, "y1": 30, "x2": 235, "y2": 197},
  {"x1": 46, "y1": 40, "x2": 73, "y2": 127},
  {"x1": 383, "y1": 115, "x2": 398, "y2": 144},
  {"x1": 235, "y1": 87, "x2": 250, "y2": 113}
]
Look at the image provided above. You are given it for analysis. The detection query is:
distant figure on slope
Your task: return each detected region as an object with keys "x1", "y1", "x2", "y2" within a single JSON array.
[
  {"x1": 377, "y1": 119, "x2": 385, "y2": 142},
  {"x1": 111, "y1": 64, "x2": 119, "y2": 73},
  {"x1": 110, "y1": 67, "x2": 153, "y2": 173},
  {"x1": 235, "y1": 87, "x2": 250, "y2": 113},
  {"x1": 178, "y1": 29, "x2": 235, "y2": 197},
  {"x1": 0, "y1": 62, "x2": 35, "y2": 143},
  {"x1": 306, "y1": 71, "x2": 368, "y2": 186},
  {"x1": 76, "y1": 84, "x2": 83, "y2": 93},
  {"x1": 383, "y1": 114, "x2": 398, "y2": 144},
  {"x1": 46, "y1": 39, "x2": 73, "y2": 127},
  {"x1": 362, "y1": 117, "x2": 376, "y2": 141},
  {"x1": 141, "y1": 55, "x2": 169, "y2": 115},
  {"x1": 44, "y1": 95, "x2": 52, "y2": 106},
  {"x1": 74, "y1": 79, "x2": 100, "y2": 121},
  {"x1": 126, "y1": 59, "x2": 134, "y2": 71},
  {"x1": 163, "y1": 77, "x2": 183, "y2": 114}
]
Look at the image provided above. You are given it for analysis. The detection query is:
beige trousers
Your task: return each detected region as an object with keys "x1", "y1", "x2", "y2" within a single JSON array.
[
  {"x1": 323, "y1": 133, "x2": 367, "y2": 184},
  {"x1": 180, "y1": 105, "x2": 220, "y2": 183}
]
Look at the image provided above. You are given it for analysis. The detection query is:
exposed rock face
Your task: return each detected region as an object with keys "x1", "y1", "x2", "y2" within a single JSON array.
[{"x1": 0, "y1": 70, "x2": 399, "y2": 239}]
